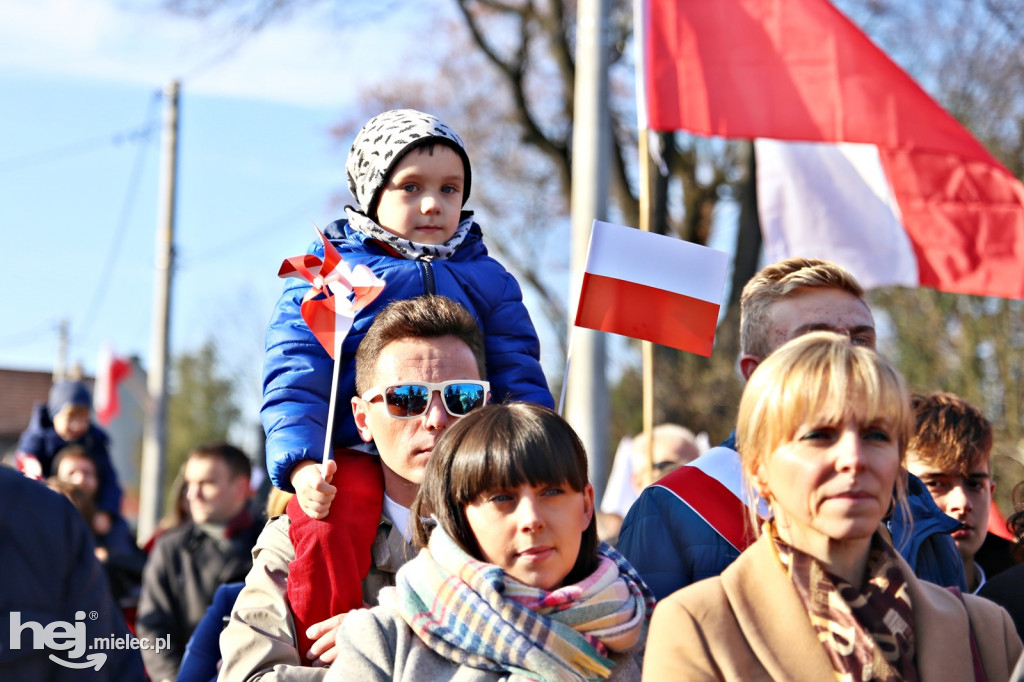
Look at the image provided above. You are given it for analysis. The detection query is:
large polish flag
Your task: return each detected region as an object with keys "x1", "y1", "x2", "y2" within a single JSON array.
[
  {"x1": 638, "y1": 0, "x2": 1024, "y2": 299},
  {"x1": 574, "y1": 220, "x2": 729, "y2": 356}
]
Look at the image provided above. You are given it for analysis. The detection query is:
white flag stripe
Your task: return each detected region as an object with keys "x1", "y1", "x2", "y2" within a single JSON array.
[
  {"x1": 585, "y1": 220, "x2": 730, "y2": 303},
  {"x1": 756, "y1": 139, "x2": 919, "y2": 290}
]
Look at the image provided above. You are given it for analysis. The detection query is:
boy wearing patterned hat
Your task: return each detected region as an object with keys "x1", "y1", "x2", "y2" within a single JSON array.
[
  {"x1": 16, "y1": 379, "x2": 124, "y2": 535},
  {"x1": 261, "y1": 109, "x2": 552, "y2": 659}
]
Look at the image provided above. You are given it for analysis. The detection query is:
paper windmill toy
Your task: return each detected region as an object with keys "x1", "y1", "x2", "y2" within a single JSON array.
[{"x1": 278, "y1": 225, "x2": 386, "y2": 469}]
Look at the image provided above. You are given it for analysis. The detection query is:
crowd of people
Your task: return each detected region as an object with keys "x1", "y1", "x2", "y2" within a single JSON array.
[{"x1": 4, "y1": 108, "x2": 1024, "y2": 681}]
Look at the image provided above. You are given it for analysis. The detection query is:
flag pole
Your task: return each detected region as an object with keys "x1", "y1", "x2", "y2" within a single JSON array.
[
  {"x1": 638, "y1": 130, "x2": 656, "y2": 477},
  {"x1": 636, "y1": 0, "x2": 655, "y2": 476},
  {"x1": 557, "y1": 326, "x2": 577, "y2": 417},
  {"x1": 322, "y1": 333, "x2": 344, "y2": 477}
]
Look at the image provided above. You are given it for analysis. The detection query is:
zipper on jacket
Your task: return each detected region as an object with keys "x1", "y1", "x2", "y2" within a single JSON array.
[{"x1": 420, "y1": 259, "x2": 437, "y2": 295}]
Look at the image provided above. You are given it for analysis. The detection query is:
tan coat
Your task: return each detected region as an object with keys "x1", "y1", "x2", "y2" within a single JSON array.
[
  {"x1": 643, "y1": 534, "x2": 1022, "y2": 681},
  {"x1": 218, "y1": 513, "x2": 415, "y2": 681}
]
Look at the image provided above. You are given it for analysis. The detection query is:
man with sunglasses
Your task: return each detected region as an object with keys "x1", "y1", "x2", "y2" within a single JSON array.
[{"x1": 221, "y1": 295, "x2": 491, "y2": 679}]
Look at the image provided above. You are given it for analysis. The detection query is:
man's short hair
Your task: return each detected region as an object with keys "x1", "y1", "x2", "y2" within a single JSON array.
[
  {"x1": 354, "y1": 295, "x2": 487, "y2": 394},
  {"x1": 909, "y1": 392, "x2": 993, "y2": 476},
  {"x1": 740, "y1": 257, "x2": 865, "y2": 360},
  {"x1": 188, "y1": 442, "x2": 252, "y2": 480}
]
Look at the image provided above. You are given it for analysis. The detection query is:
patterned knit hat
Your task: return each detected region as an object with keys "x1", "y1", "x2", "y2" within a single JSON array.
[{"x1": 346, "y1": 109, "x2": 472, "y2": 217}]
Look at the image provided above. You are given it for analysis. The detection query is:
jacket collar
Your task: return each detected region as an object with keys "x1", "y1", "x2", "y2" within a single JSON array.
[{"x1": 721, "y1": 532, "x2": 979, "y2": 681}]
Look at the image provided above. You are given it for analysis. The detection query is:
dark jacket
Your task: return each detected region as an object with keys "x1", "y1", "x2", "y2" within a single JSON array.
[
  {"x1": 617, "y1": 434, "x2": 967, "y2": 601},
  {"x1": 979, "y1": 562, "x2": 1024, "y2": 643},
  {"x1": 261, "y1": 219, "x2": 553, "y2": 490},
  {"x1": 17, "y1": 402, "x2": 123, "y2": 514},
  {"x1": 135, "y1": 517, "x2": 261, "y2": 682},
  {"x1": 177, "y1": 582, "x2": 244, "y2": 682},
  {"x1": 0, "y1": 466, "x2": 145, "y2": 680}
]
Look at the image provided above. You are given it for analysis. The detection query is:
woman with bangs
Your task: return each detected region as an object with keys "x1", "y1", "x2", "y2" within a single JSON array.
[
  {"x1": 643, "y1": 331, "x2": 1021, "y2": 681},
  {"x1": 327, "y1": 402, "x2": 655, "y2": 681}
]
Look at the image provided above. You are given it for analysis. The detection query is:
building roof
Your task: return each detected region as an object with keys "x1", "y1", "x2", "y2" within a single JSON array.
[{"x1": 0, "y1": 368, "x2": 55, "y2": 438}]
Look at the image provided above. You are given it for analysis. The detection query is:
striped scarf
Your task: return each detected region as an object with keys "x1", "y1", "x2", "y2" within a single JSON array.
[{"x1": 389, "y1": 524, "x2": 655, "y2": 681}]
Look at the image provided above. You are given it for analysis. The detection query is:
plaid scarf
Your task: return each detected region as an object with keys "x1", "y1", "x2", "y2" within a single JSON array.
[
  {"x1": 770, "y1": 525, "x2": 917, "y2": 682},
  {"x1": 388, "y1": 524, "x2": 655, "y2": 681},
  {"x1": 345, "y1": 206, "x2": 473, "y2": 261}
]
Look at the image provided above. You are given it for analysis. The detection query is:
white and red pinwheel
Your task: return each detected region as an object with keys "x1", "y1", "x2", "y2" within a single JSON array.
[
  {"x1": 278, "y1": 225, "x2": 385, "y2": 359},
  {"x1": 278, "y1": 225, "x2": 386, "y2": 470}
]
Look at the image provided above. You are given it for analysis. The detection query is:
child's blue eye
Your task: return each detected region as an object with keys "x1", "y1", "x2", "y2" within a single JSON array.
[
  {"x1": 864, "y1": 429, "x2": 891, "y2": 442},
  {"x1": 402, "y1": 183, "x2": 419, "y2": 192},
  {"x1": 442, "y1": 185, "x2": 458, "y2": 194}
]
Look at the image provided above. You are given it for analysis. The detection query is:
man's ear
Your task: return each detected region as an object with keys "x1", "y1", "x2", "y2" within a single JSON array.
[
  {"x1": 739, "y1": 355, "x2": 762, "y2": 381},
  {"x1": 351, "y1": 396, "x2": 374, "y2": 443}
]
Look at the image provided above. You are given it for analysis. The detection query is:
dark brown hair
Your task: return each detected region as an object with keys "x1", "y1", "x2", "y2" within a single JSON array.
[
  {"x1": 189, "y1": 442, "x2": 252, "y2": 480},
  {"x1": 411, "y1": 402, "x2": 599, "y2": 584},
  {"x1": 354, "y1": 295, "x2": 487, "y2": 395},
  {"x1": 908, "y1": 392, "x2": 993, "y2": 477}
]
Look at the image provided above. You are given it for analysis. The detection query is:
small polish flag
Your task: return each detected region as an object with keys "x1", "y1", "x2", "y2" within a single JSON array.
[
  {"x1": 95, "y1": 344, "x2": 132, "y2": 426},
  {"x1": 574, "y1": 221, "x2": 729, "y2": 357}
]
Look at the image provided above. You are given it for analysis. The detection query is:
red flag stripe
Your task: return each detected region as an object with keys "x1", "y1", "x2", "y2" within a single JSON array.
[
  {"x1": 643, "y1": 0, "x2": 1024, "y2": 300},
  {"x1": 575, "y1": 273, "x2": 720, "y2": 357}
]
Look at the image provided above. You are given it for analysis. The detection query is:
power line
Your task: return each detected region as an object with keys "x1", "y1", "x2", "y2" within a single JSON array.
[
  {"x1": 179, "y1": 190, "x2": 335, "y2": 268},
  {"x1": 75, "y1": 90, "x2": 164, "y2": 347},
  {"x1": 0, "y1": 105, "x2": 159, "y2": 176},
  {"x1": 0, "y1": 319, "x2": 62, "y2": 351}
]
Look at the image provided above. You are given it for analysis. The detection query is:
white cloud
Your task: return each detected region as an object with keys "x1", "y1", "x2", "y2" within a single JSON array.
[{"x1": 0, "y1": 0, "x2": 405, "y2": 109}]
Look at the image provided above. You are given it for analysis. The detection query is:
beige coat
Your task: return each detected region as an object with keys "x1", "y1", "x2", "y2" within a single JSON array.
[
  {"x1": 218, "y1": 513, "x2": 415, "y2": 682},
  {"x1": 643, "y1": 534, "x2": 1022, "y2": 681}
]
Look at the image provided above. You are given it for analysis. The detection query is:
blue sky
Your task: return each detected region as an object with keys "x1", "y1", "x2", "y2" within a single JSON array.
[{"x1": 0, "y1": 1, "x2": 426, "y2": 405}]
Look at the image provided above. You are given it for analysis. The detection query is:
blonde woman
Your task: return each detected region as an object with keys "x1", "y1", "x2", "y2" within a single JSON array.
[{"x1": 644, "y1": 332, "x2": 1021, "y2": 681}]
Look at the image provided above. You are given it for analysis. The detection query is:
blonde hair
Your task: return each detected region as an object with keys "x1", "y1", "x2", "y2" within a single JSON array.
[
  {"x1": 740, "y1": 257, "x2": 865, "y2": 359},
  {"x1": 736, "y1": 331, "x2": 912, "y2": 533}
]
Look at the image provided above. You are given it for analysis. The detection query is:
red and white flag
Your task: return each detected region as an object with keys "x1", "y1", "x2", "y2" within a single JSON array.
[
  {"x1": 574, "y1": 220, "x2": 728, "y2": 357},
  {"x1": 95, "y1": 344, "x2": 132, "y2": 426},
  {"x1": 639, "y1": 0, "x2": 1024, "y2": 299}
]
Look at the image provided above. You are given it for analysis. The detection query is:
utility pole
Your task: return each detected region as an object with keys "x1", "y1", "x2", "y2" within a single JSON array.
[
  {"x1": 138, "y1": 80, "x2": 179, "y2": 545},
  {"x1": 567, "y1": 0, "x2": 611, "y2": 502},
  {"x1": 54, "y1": 318, "x2": 69, "y2": 382}
]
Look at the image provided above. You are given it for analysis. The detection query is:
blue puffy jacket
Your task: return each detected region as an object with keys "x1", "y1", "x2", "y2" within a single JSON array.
[
  {"x1": 617, "y1": 435, "x2": 966, "y2": 601},
  {"x1": 262, "y1": 219, "x2": 553, "y2": 491}
]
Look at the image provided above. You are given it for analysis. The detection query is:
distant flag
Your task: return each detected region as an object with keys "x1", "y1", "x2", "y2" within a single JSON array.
[
  {"x1": 574, "y1": 220, "x2": 728, "y2": 357},
  {"x1": 638, "y1": 0, "x2": 1024, "y2": 299},
  {"x1": 94, "y1": 345, "x2": 131, "y2": 426},
  {"x1": 278, "y1": 225, "x2": 385, "y2": 470}
]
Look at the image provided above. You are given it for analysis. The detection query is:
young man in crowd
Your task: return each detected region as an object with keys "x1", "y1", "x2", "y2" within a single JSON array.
[
  {"x1": 617, "y1": 257, "x2": 966, "y2": 600},
  {"x1": 136, "y1": 442, "x2": 258, "y2": 681},
  {"x1": 906, "y1": 391, "x2": 1012, "y2": 593}
]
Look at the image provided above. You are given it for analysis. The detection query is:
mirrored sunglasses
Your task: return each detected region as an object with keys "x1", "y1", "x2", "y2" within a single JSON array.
[{"x1": 361, "y1": 380, "x2": 490, "y2": 419}]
